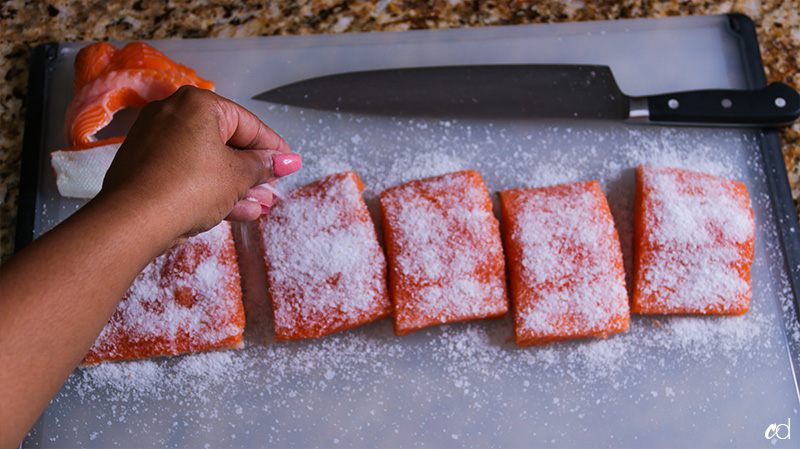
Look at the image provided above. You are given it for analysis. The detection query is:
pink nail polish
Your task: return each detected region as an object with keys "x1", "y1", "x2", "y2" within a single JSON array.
[
  {"x1": 272, "y1": 154, "x2": 302, "y2": 177},
  {"x1": 246, "y1": 197, "x2": 272, "y2": 215}
]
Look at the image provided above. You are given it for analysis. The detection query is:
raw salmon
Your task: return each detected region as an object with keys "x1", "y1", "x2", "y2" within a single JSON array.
[
  {"x1": 65, "y1": 68, "x2": 202, "y2": 145},
  {"x1": 258, "y1": 172, "x2": 391, "y2": 341},
  {"x1": 83, "y1": 222, "x2": 245, "y2": 364},
  {"x1": 73, "y1": 41, "x2": 214, "y2": 94},
  {"x1": 631, "y1": 165, "x2": 755, "y2": 315},
  {"x1": 379, "y1": 170, "x2": 508, "y2": 336},
  {"x1": 64, "y1": 41, "x2": 214, "y2": 146},
  {"x1": 72, "y1": 41, "x2": 116, "y2": 94},
  {"x1": 500, "y1": 181, "x2": 630, "y2": 347}
]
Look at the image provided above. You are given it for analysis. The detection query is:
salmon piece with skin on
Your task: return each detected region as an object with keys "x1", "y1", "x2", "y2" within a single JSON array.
[{"x1": 53, "y1": 41, "x2": 215, "y2": 198}]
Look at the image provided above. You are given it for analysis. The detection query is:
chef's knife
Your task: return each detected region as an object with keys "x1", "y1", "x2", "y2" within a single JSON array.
[{"x1": 252, "y1": 65, "x2": 800, "y2": 126}]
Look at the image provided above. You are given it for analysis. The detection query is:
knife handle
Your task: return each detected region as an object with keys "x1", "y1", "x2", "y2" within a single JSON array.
[{"x1": 645, "y1": 82, "x2": 800, "y2": 126}]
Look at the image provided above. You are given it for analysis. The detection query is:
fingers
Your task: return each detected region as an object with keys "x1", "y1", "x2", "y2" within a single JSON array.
[
  {"x1": 226, "y1": 151, "x2": 301, "y2": 222},
  {"x1": 142, "y1": 87, "x2": 300, "y2": 225},
  {"x1": 237, "y1": 150, "x2": 303, "y2": 187},
  {"x1": 213, "y1": 95, "x2": 290, "y2": 153},
  {"x1": 208, "y1": 89, "x2": 301, "y2": 221},
  {"x1": 205, "y1": 89, "x2": 301, "y2": 188},
  {"x1": 165, "y1": 86, "x2": 293, "y2": 161},
  {"x1": 226, "y1": 185, "x2": 275, "y2": 222},
  {"x1": 226, "y1": 202, "x2": 263, "y2": 222}
]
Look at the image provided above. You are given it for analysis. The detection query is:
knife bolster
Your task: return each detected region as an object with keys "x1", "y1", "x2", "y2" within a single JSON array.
[{"x1": 628, "y1": 97, "x2": 650, "y2": 120}]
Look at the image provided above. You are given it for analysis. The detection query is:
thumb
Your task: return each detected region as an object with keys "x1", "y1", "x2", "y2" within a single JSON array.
[
  {"x1": 237, "y1": 149, "x2": 303, "y2": 188},
  {"x1": 227, "y1": 150, "x2": 302, "y2": 222}
]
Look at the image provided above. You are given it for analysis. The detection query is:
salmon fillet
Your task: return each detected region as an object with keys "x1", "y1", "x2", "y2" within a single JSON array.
[
  {"x1": 258, "y1": 172, "x2": 391, "y2": 341},
  {"x1": 631, "y1": 165, "x2": 755, "y2": 315},
  {"x1": 83, "y1": 222, "x2": 245, "y2": 364},
  {"x1": 380, "y1": 170, "x2": 508, "y2": 336},
  {"x1": 500, "y1": 181, "x2": 630, "y2": 347}
]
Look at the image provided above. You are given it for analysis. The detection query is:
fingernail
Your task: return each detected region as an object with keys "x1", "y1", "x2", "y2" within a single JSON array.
[
  {"x1": 245, "y1": 197, "x2": 272, "y2": 215},
  {"x1": 272, "y1": 154, "x2": 302, "y2": 177}
]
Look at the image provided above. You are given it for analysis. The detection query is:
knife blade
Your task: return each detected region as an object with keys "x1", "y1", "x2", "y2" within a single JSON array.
[{"x1": 252, "y1": 65, "x2": 800, "y2": 126}]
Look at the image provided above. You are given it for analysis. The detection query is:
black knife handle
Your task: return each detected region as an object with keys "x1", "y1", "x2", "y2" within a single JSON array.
[{"x1": 645, "y1": 82, "x2": 800, "y2": 126}]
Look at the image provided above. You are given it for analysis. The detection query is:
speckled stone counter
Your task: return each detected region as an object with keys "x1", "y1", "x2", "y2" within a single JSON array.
[{"x1": 1, "y1": 0, "x2": 799, "y2": 261}]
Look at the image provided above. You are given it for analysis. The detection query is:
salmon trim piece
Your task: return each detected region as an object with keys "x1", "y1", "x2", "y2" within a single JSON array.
[{"x1": 65, "y1": 41, "x2": 214, "y2": 146}]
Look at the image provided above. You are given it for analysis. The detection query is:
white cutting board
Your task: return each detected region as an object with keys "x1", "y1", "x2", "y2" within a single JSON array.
[{"x1": 25, "y1": 15, "x2": 800, "y2": 448}]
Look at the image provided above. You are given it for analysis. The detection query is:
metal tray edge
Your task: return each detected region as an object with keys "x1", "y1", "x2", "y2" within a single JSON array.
[
  {"x1": 16, "y1": 42, "x2": 58, "y2": 254},
  {"x1": 728, "y1": 12, "x2": 800, "y2": 403}
]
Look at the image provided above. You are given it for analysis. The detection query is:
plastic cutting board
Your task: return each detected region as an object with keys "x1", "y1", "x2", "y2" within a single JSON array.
[{"x1": 19, "y1": 14, "x2": 800, "y2": 448}]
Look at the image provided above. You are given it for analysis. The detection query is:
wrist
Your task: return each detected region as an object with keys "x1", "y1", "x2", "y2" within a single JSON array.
[{"x1": 89, "y1": 186, "x2": 187, "y2": 258}]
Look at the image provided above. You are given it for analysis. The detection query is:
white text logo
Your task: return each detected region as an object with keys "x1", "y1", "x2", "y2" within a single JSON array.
[{"x1": 765, "y1": 418, "x2": 791, "y2": 440}]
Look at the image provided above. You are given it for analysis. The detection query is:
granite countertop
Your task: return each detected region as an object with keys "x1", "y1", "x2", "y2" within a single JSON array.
[{"x1": 1, "y1": 0, "x2": 799, "y2": 261}]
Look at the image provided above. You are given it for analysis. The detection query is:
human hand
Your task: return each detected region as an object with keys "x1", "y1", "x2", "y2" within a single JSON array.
[{"x1": 100, "y1": 86, "x2": 299, "y2": 246}]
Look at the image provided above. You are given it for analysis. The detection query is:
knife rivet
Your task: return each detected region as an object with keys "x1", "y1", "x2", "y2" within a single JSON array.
[
  {"x1": 668, "y1": 99, "x2": 679, "y2": 109},
  {"x1": 775, "y1": 97, "x2": 787, "y2": 108},
  {"x1": 721, "y1": 98, "x2": 733, "y2": 109}
]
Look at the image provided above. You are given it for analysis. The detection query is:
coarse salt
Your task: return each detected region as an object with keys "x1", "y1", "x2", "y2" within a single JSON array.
[
  {"x1": 501, "y1": 181, "x2": 630, "y2": 346},
  {"x1": 380, "y1": 170, "x2": 508, "y2": 336},
  {"x1": 259, "y1": 171, "x2": 391, "y2": 340},
  {"x1": 83, "y1": 222, "x2": 245, "y2": 364}
]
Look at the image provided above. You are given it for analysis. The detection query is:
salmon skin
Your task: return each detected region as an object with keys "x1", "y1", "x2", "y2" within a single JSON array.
[{"x1": 64, "y1": 41, "x2": 214, "y2": 146}]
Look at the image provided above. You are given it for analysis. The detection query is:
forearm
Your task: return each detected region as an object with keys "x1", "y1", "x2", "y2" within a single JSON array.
[
  {"x1": 0, "y1": 191, "x2": 179, "y2": 449},
  {"x1": 0, "y1": 87, "x2": 294, "y2": 449}
]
